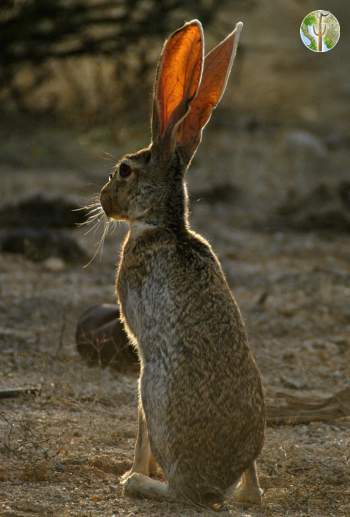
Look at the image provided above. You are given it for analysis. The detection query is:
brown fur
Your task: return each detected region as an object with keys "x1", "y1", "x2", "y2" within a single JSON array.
[{"x1": 99, "y1": 19, "x2": 265, "y2": 507}]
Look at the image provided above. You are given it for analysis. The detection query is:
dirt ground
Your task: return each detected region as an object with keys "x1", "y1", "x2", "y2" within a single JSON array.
[{"x1": 0, "y1": 119, "x2": 349, "y2": 516}]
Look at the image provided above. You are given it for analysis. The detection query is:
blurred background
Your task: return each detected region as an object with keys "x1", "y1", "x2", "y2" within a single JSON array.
[
  {"x1": 1, "y1": 1, "x2": 350, "y2": 515},
  {"x1": 1, "y1": 0, "x2": 349, "y2": 228}
]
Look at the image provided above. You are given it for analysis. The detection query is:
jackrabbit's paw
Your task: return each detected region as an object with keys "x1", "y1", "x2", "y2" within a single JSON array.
[
  {"x1": 120, "y1": 469, "x2": 133, "y2": 484},
  {"x1": 122, "y1": 473, "x2": 170, "y2": 501},
  {"x1": 234, "y1": 486, "x2": 263, "y2": 506},
  {"x1": 122, "y1": 473, "x2": 145, "y2": 497}
]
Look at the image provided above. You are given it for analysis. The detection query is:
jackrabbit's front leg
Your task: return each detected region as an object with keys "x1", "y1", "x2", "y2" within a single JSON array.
[
  {"x1": 121, "y1": 406, "x2": 170, "y2": 500},
  {"x1": 234, "y1": 461, "x2": 263, "y2": 505},
  {"x1": 122, "y1": 404, "x2": 157, "y2": 481}
]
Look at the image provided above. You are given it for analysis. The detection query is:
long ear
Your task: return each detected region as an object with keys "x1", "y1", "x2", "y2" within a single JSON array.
[
  {"x1": 152, "y1": 20, "x2": 204, "y2": 159},
  {"x1": 176, "y1": 21, "x2": 243, "y2": 164}
]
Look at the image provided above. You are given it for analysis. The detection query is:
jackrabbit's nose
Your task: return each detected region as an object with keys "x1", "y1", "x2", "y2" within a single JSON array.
[{"x1": 100, "y1": 188, "x2": 113, "y2": 216}]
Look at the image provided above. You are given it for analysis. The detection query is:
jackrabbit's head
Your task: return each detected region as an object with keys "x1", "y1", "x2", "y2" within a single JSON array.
[{"x1": 100, "y1": 20, "x2": 243, "y2": 226}]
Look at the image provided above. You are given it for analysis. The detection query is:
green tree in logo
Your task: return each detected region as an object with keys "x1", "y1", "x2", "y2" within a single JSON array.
[
  {"x1": 312, "y1": 11, "x2": 329, "y2": 51},
  {"x1": 301, "y1": 13, "x2": 317, "y2": 51},
  {"x1": 300, "y1": 10, "x2": 340, "y2": 52},
  {"x1": 323, "y1": 17, "x2": 340, "y2": 50}
]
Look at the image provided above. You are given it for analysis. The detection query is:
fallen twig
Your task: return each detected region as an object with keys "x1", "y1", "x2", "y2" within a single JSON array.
[
  {"x1": 266, "y1": 387, "x2": 350, "y2": 425},
  {"x1": 0, "y1": 386, "x2": 41, "y2": 400}
]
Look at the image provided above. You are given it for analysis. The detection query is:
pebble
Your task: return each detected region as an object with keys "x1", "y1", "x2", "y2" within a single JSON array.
[
  {"x1": 55, "y1": 462, "x2": 65, "y2": 472},
  {"x1": 43, "y1": 257, "x2": 65, "y2": 272}
]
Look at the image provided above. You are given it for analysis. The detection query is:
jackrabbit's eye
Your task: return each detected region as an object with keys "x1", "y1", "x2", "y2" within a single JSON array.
[
  {"x1": 108, "y1": 173, "x2": 113, "y2": 181},
  {"x1": 119, "y1": 162, "x2": 132, "y2": 179}
]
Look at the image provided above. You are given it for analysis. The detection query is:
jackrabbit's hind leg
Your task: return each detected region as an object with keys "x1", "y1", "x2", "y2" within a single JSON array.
[
  {"x1": 234, "y1": 461, "x2": 263, "y2": 505},
  {"x1": 123, "y1": 472, "x2": 171, "y2": 501},
  {"x1": 124, "y1": 473, "x2": 226, "y2": 510}
]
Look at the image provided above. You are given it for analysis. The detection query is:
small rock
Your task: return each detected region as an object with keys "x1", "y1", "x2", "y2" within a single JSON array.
[
  {"x1": 284, "y1": 130, "x2": 327, "y2": 158},
  {"x1": 43, "y1": 257, "x2": 65, "y2": 272},
  {"x1": 280, "y1": 375, "x2": 307, "y2": 390},
  {"x1": 298, "y1": 425, "x2": 309, "y2": 434},
  {"x1": 55, "y1": 462, "x2": 65, "y2": 472}
]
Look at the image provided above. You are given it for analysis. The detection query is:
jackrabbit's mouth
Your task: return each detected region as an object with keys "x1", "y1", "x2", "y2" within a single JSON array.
[
  {"x1": 100, "y1": 191, "x2": 114, "y2": 217},
  {"x1": 100, "y1": 203, "x2": 125, "y2": 222}
]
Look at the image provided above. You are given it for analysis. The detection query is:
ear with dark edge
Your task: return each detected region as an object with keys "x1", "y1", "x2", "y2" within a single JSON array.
[
  {"x1": 176, "y1": 21, "x2": 243, "y2": 165},
  {"x1": 152, "y1": 20, "x2": 204, "y2": 160}
]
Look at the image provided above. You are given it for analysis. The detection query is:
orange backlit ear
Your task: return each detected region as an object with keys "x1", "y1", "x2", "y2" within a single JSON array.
[
  {"x1": 176, "y1": 21, "x2": 243, "y2": 164},
  {"x1": 152, "y1": 20, "x2": 204, "y2": 157}
]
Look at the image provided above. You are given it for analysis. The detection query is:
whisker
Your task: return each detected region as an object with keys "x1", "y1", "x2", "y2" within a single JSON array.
[
  {"x1": 76, "y1": 194, "x2": 105, "y2": 229},
  {"x1": 85, "y1": 208, "x2": 104, "y2": 227},
  {"x1": 109, "y1": 220, "x2": 120, "y2": 235},
  {"x1": 86, "y1": 208, "x2": 104, "y2": 217},
  {"x1": 73, "y1": 204, "x2": 97, "y2": 212},
  {"x1": 73, "y1": 196, "x2": 101, "y2": 212},
  {"x1": 84, "y1": 218, "x2": 103, "y2": 236},
  {"x1": 83, "y1": 217, "x2": 111, "y2": 268},
  {"x1": 79, "y1": 209, "x2": 104, "y2": 226},
  {"x1": 77, "y1": 191, "x2": 122, "y2": 267},
  {"x1": 75, "y1": 202, "x2": 101, "y2": 212},
  {"x1": 84, "y1": 221, "x2": 101, "y2": 237}
]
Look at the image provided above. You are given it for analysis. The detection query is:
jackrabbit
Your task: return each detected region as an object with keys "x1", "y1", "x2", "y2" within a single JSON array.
[{"x1": 99, "y1": 19, "x2": 265, "y2": 508}]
